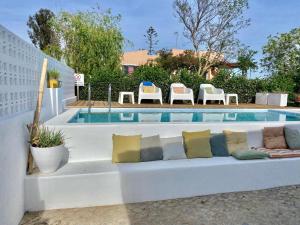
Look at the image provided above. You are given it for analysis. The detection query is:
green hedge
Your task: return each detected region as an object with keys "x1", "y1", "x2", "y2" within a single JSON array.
[
  {"x1": 210, "y1": 70, "x2": 268, "y2": 103},
  {"x1": 79, "y1": 66, "x2": 295, "y2": 103}
]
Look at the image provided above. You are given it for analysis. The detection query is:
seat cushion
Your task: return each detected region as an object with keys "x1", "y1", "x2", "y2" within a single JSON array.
[
  {"x1": 210, "y1": 133, "x2": 229, "y2": 156},
  {"x1": 161, "y1": 137, "x2": 187, "y2": 160},
  {"x1": 141, "y1": 135, "x2": 163, "y2": 162},
  {"x1": 173, "y1": 87, "x2": 185, "y2": 94},
  {"x1": 223, "y1": 130, "x2": 248, "y2": 154},
  {"x1": 263, "y1": 127, "x2": 287, "y2": 149},
  {"x1": 112, "y1": 134, "x2": 141, "y2": 163},
  {"x1": 143, "y1": 86, "x2": 156, "y2": 93},
  {"x1": 254, "y1": 147, "x2": 300, "y2": 158},
  {"x1": 182, "y1": 130, "x2": 212, "y2": 158},
  {"x1": 284, "y1": 127, "x2": 300, "y2": 149},
  {"x1": 204, "y1": 87, "x2": 214, "y2": 94},
  {"x1": 232, "y1": 150, "x2": 269, "y2": 160}
]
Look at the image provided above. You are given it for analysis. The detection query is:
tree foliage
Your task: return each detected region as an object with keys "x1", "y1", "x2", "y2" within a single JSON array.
[
  {"x1": 144, "y1": 26, "x2": 159, "y2": 55},
  {"x1": 237, "y1": 46, "x2": 257, "y2": 76},
  {"x1": 156, "y1": 49, "x2": 200, "y2": 72},
  {"x1": 262, "y1": 28, "x2": 300, "y2": 92},
  {"x1": 52, "y1": 6, "x2": 124, "y2": 83},
  {"x1": 27, "y1": 8, "x2": 61, "y2": 59},
  {"x1": 173, "y1": 0, "x2": 250, "y2": 76}
]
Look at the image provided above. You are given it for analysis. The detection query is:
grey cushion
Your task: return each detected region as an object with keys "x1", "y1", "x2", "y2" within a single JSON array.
[
  {"x1": 141, "y1": 135, "x2": 163, "y2": 162},
  {"x1": 161, "y1": 136, "x2": 187, "y2": 160},
  {"x1": 284, "y1": 127, "x2": 300, "y2": 149},
  {"x1": 210, "y1": 134, "x2": 229, "y2": 156}
]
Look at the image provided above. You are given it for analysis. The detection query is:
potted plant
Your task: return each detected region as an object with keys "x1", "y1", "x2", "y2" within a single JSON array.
[
  {"x1": 29, "y1": 126, "x2": 66, "y2": 173},
  {"x1": 47, "y1": 69, "x2": 60, "y2": 88}
]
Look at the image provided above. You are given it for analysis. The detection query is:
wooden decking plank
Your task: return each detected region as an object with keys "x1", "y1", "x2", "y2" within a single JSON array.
[{"x1": 67, "y1": 101, "x2": 296, "y2": 109}]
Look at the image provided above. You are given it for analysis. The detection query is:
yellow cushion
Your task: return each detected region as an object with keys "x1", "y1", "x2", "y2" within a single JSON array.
[
  {"x1": 223, "y1": 130, "x2": 248, "y2": 154},
  {"x1": 182, "y1": 130, "x2": 212, "y2": 158},
  {"x1": 112, "y1": 134, "x2": 141, "y2": 163},
  {"x1": 143, "y1": 86, "x2": 155, "y2": 93}
]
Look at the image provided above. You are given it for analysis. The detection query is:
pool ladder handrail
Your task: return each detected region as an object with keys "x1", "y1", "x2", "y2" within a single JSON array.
[
  {"x1": 108, "y1": 83, "x2": 112, "y2": 113},
  {"x1": 88, "y1": 82, "x2": 91, "y2": 113}
]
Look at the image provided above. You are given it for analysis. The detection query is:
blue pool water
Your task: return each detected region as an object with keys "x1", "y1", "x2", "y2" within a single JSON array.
[{"x1": 68, "y1": 109, "x2": 300, "y2": 123}]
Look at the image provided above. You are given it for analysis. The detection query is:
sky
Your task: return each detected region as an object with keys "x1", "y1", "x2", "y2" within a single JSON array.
[{"x1": 1, "y1": 0, "x2": 300, "y2": 76}]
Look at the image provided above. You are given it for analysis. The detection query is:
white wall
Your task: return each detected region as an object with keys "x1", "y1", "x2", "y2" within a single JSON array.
[{"x1": 0, "y1": 24, "x2": 75, "y2": 225}]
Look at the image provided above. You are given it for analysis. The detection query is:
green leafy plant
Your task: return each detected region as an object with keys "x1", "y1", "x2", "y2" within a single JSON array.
[
  {"x1": 30, "y1": 126, "x2": 64, "y2": 148},
  {"x1": 52, "y1": 5, "x2": 124, "y2": 84},
  {"x1": 261, "y1": 28, "x2": 300, "y2": 95},
  {"x1": 237, "y1": 46, "x2": 258, "y2": 76},
  {"x1": 47, "y1": 69, "x2": 60, "y2": 80}
]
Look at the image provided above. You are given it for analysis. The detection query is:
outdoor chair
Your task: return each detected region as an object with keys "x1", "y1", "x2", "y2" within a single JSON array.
[
  {"x1": 169, "y1": 83, "x2": 194, "y2": 105},
  {"x1": 197, "y1": 84, "x2": 225, "y2": 105},
  {"x1": 138, "y1": 82, "x2": 163, "y2": 104}
]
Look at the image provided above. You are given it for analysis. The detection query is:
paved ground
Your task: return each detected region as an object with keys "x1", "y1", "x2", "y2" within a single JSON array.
[{"x1": 21, "y1": 185, "x2": 300, "y2": 225}]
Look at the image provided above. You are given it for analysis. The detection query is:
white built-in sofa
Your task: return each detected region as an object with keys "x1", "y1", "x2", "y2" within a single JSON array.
[{"x1": 25, "y1": 120, "x2": 300, "y2": 212}]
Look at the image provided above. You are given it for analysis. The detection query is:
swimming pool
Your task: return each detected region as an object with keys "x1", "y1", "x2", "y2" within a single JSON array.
[{"x1": 68, "y1": 108, "x2": 300, "y2": 123}]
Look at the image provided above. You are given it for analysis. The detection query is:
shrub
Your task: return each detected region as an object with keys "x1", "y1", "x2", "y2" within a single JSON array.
[
  {"x1": 211, "y1": 69, "x2": 267, "y2": 103},
  {"x1": 175, "y1": 69, "x2": 206, "y2": 99},
  {"x1": 78, "y1": 66, "x2": 296, "y2": 104},
  {"x1": 79, "y1": 68, "x2": 125, "y2": 101},
  {"x1": 131, "y1": 65, "x2": 172, "y2": 101}
]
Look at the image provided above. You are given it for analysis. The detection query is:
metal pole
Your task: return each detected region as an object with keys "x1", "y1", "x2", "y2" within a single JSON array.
[
  {"x1": 76, "y1": 68, "x2": 79, "y2": 101},
  {"x1": 108, "y1": 83, "x2": 112, "y2": 113},
  {"x1": 88, "y1": 82, "x2": 91, "y2": 113}
]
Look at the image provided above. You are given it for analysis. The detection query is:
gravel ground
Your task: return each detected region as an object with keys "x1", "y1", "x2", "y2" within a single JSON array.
[{"x1": 21, "y1": 185, "x2": 300, "y2": 225}]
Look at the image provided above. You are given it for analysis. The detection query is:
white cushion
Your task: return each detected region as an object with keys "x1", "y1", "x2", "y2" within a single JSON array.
[
  {"x1": 161, "y1": 136, "x2": 187, "y2": 160},
  {"x1": 247, "y1": 130, "x2": 263, "y2": 148}
]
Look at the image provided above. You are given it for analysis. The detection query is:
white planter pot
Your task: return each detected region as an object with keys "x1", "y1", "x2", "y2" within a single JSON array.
[
  {"x1": 255, "y1": 93, "x2": 269, "y2": 105},
  {"x1": 267, "y1": 93, "x2": 288, "y2": 107},
  {"x1": 31, "y1": 144, "x2": 66, "y2": 173}
]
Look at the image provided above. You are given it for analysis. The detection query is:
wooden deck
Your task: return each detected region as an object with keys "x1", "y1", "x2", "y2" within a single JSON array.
[{"x1": 67, "y1": 100, "x2": 296, "y2": 109}]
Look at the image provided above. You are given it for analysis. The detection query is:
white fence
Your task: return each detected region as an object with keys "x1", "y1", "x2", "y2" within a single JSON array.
[
  {"x1": 0, "y1": 24, "x2": 75, "y2": 120},
  {"x1": 0, "y1": 24, "x2": 75, "y2": 225}
]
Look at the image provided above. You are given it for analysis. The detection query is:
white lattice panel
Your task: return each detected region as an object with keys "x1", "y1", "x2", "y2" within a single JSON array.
[{"x1": 0, "y1": 24, "x2": 75, "y2": 120}]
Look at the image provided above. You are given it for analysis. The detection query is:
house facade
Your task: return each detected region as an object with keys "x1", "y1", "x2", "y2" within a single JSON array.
[{"x1": 121, "y1": 49, "x2": 227, "y2": 80}]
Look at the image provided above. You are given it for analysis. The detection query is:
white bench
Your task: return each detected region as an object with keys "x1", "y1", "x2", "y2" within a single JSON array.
[
  {"x1": 26, "y1": 118, "x2": 300, "y2": 211},
  {"x1": 25, "y1": 156, "x2": 300, "y2": 211}
]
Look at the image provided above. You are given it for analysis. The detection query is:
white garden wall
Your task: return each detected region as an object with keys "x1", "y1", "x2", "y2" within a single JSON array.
[{"x1": 0, "y1": 24, "x2": 75, "y2": 225}]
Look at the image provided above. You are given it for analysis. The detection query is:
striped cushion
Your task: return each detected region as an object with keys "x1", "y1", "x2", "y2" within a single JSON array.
[{"x1": 253, "y1": 147, "x2": 300, "y2": 158}]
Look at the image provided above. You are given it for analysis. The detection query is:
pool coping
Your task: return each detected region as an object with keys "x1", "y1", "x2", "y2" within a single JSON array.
[{"x1": 45, "y1": 108, "x2": 300, "y2": 126}]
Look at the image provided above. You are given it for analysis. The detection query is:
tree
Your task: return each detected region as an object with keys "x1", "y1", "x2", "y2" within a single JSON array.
[
  {"x1": 144, "y1": 26, "x2": 158, "y2": 55},
  {"x1": 173, "y1": 0, "x2": 250, "y2": 77},
  {"x1": 237, "y1": 46, "x2": 257, "y2": 77},
  {"x1": 27, "y1": 9, "x2": 61, "y2": 59},
  {"x1": 52, "y1": 6, "x2": 124, "y2": 83},
  {"x1": 156, "y1": 49, "x2": 200, "y2": 72},
  {"x1": 261, "y1": 28, "x2": 300, "y2": 92}
]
